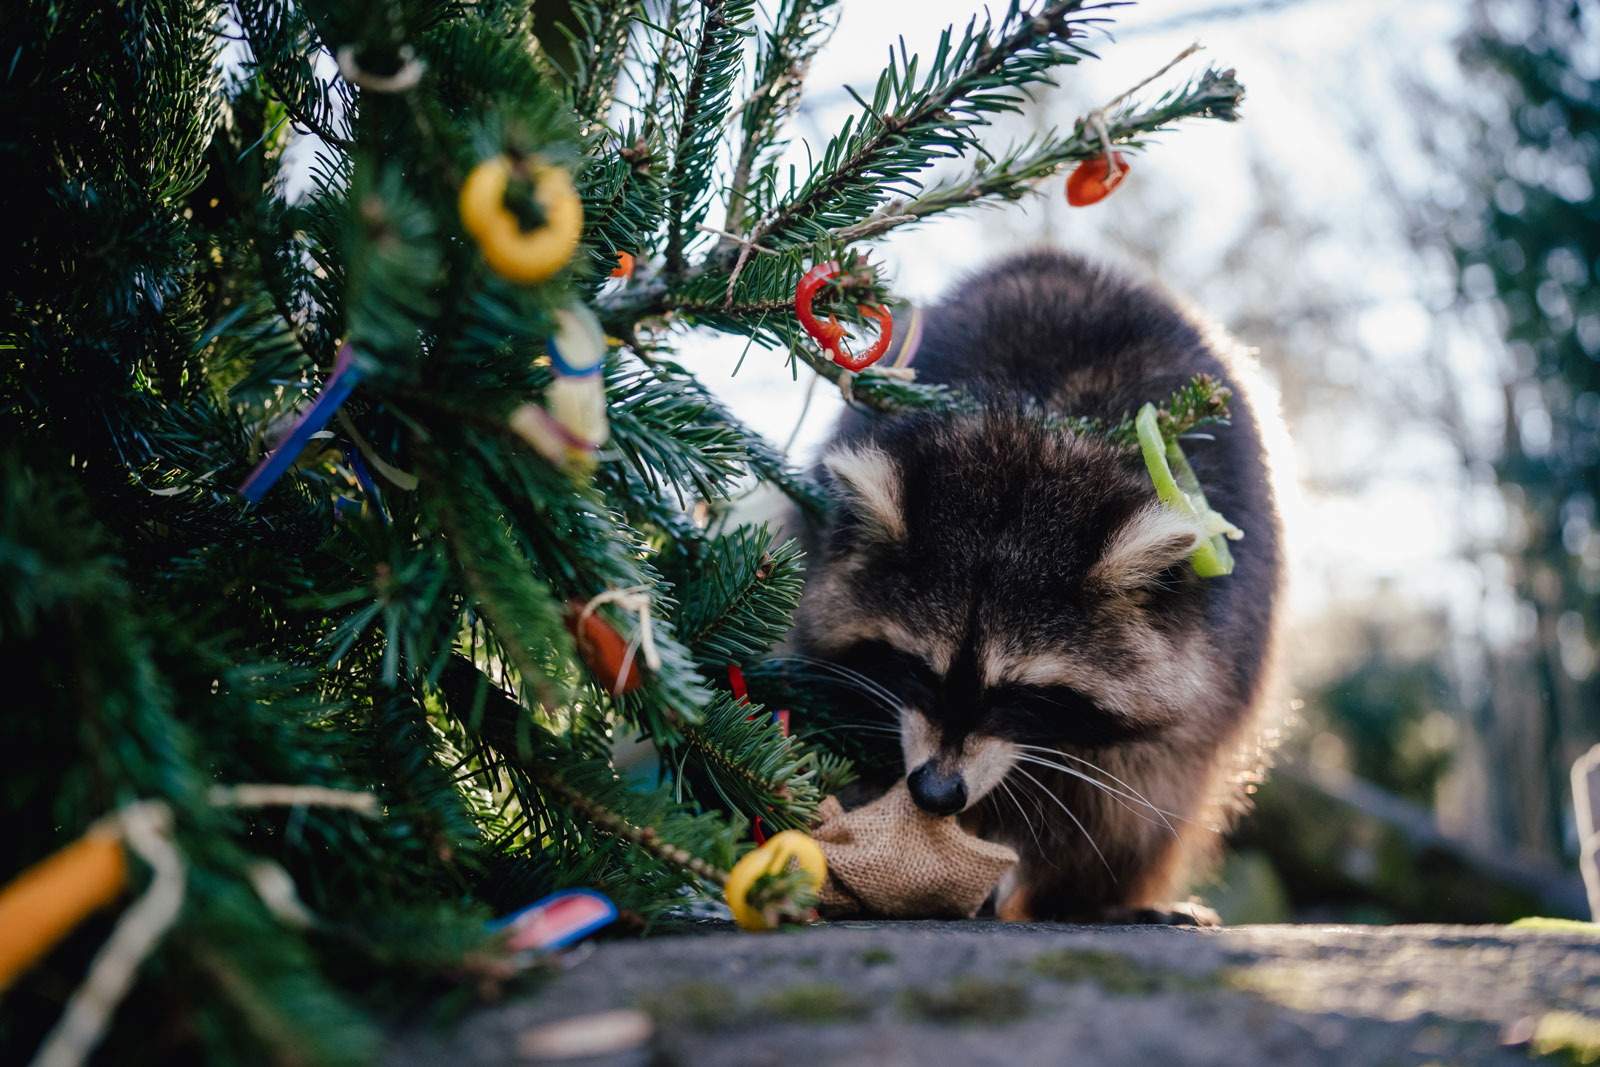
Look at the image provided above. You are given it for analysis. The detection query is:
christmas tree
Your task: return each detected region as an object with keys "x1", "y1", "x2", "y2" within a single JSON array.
[{"x1": 0, "y1": 1, "x2": 1242, "y2": 1062}]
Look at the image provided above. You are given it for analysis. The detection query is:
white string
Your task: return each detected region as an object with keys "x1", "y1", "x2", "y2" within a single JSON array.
[
  {"x1": 693, "y1": 223, "x2": 779, "y2": 256},
  {"x1": 29, "y1": 803, "x2": 184, "y2": 1067},
  {"x1": 578, "y1": 587, "x2": 663, "y2": 689},
  {"x1": 336, "y1": 45, "x2": 425, "y2": 93},
  {"x1": 208, "y1": 784, "x2": 381, "y2": 815},
  {"x1": 1081, "y1": 42, "x2": 1203, "y2": 182},
  {"x1": 26, "y1": 785, "x2": 383, "y2": 1067},
  {"x1": 783, "y1": 372, "x2": 822, "y2": 456}
]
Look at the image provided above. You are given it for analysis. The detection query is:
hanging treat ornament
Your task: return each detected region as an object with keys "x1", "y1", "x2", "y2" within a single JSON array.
[
  {"x1": 0, "y1": 825, "x2": 127, "y2": 991},
  {"x1": 509, "y1": 303, "x2": 610, "y2": 472},
  {"x1": 1062, "y1": 43, "x2": 1206, "y2": 209},
  {"x1": 610, "y1": 251, "x2": 635, "y2": 279},
  {"x1": 794, "y1": 262, "x2": 894, "y2": 371},
  {"x1": 561, "y1": 590, "x2": 661, "y2": 697},
  {"x1": 493, "y1": 889, "x2": 617, "y2": 958},
  {"x1": 459, "y1": 155, "x2": 583, "y2": 284},
  {"x1": 1065, "y1": 151, "x2": 1129, "y2": 207},
  {"x1": 237, "y1": 343, "x2": 364, "y2": 503}
]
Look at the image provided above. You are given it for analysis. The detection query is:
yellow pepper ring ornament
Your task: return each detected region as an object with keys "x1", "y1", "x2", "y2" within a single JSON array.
[
  {"x1": 724, "y1": 830, "x2": 827, "y2": 932},
  {"x1": 459, "y1": 156, "x2": 583, "y2": 285}
]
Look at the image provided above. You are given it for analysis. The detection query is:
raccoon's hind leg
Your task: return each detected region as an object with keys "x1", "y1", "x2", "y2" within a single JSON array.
[
  {"x1": 997, "y1": 888, "x2": 1219, "y2": 927},
  {"x1": 1084, "y1": 901, "x2": 1221, "y2": 927},
  {"x1": 996, "y1": 820, "x2": 1212, "y2": 925}
]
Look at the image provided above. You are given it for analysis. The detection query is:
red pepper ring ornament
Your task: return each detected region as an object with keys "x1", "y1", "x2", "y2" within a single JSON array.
[{"x1": 794, "y1": 262, "x2": 894, "y2": 372}]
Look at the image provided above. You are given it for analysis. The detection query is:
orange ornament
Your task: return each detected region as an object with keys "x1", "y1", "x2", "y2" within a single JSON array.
[
  {"x1": 610, "y1": 251, "x2": 635, "y2": 279},
  {"x1": 0, "y1": 829, "x2": 127, "y2": 991},
  {"x1": 1065, "y1": 152, "x2": 1129, "y2": 207},
  {"x1": 563, "y1": 601, "x2": 644, "y2": 695}
]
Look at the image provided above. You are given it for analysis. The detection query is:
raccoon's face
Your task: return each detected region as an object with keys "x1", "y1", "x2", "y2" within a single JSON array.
[{"x1": 796, "y1": 411, "x2": 1223, "y2": 816}]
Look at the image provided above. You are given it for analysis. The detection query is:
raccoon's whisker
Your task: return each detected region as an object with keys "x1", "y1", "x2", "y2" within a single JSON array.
[
  {"x1": 1016, "y1": 745, "x2": 1181, "y2": 812},
  {"x1": 996, "y1": 777, "x2": 1047, "y2": 858},
  {"x1": 802, "y1": 722, "x2": 902, "y2": 739},
  {"x1": 762, "y1": 656, "x2": 904, "y2": 717},
  {"x1": 1015, "y1": 746, "x2": 1190, "y2": 831},
  {"x1": 790, "y1": 657, "x2": 904, "y2": 714},
  {"x1": 1012, "y1": 754, "x2": 1178, "y2": 837},
  {"x1": 1011, "y1": 766, "x2": 1114, "y2": 880},
  {"x1": 796, "y1": 723, "x2": 902, "y2": 739},
  {"x1": 1011, "y1": 752, "x2": 1179, "y2": 818}
]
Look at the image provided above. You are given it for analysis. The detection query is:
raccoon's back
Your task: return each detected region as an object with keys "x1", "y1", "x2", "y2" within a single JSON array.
[{"x1": 903, "y1": 250, "x2": 1218, "y2": 420}]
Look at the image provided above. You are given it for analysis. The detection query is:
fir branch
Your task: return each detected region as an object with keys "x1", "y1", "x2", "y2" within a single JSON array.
[
  {"x1": 641, "y1": 0, "x2": 688, "y2": 136},
  {"x1": 535, "y1": 767, "x2": 730, "y2": 886},
  {"x1": 560, "y1": 0, "x2": 643, "y2": 121},
  {"x1": 232, "y1": 1, "x2": 356, "y2": 150},
  {"x1": 604, "y1": 358, "x2": 755, "y2": 503},
  {"x1": 724, "y1": 0, "x2": 839, "y2": 235},
  {"x1": 673, "y1": 692, "x2": 825, "y2": 831},
  {"x1": 1143, "y1": 371, "x2": 1235, "y2": 442},
  {"x1": 754, "y1": 0, "x2": 1112, "y2": 246},
  {"x1": 653, "y1": 252, "x2": 974, "y2": 418},
  {"x1": 832, "y1": 67, "x2": 1245, "y2": 244},
  {"x1": 664, "y1": 0, "x2": 754, "y2": 278},
  {"x1": 673, "y1": 526, "x2": 805, "y2": 668},
  {"x1": 1037, "y1": 372, "x2": 1234, "y2": 446},
  {"x1": 418, "y1": 459, "x2": 571, "y2": 713},
  {"x1": 575, "y1": 127, "x2": 664, "y2": 294},
  {"x1": 440, "y1": 656, "x2": 737, "y2": 885},
  {"x1": 629, "y1": 355, "x2": 832, "y2": 516}
]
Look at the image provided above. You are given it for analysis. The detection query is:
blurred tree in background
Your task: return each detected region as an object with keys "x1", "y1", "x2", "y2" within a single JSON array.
[
  {"x1": 1231, "y1": 0, "x2": 1600, "y2": 920},
  {"x1": 1447, "y1": 0, "x2": 1600, "y2": 861}
]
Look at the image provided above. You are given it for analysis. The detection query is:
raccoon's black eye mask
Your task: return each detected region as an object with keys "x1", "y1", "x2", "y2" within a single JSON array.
[
  {"x1": 983, "y1": 684, "x2": 1154, "y2": 748},
  {"x1": 830, "y1": 640, "x2": 936, "y2": 705},
  {"x1": 828, "y1": 640, "x2": 1154, "y2": 749}
]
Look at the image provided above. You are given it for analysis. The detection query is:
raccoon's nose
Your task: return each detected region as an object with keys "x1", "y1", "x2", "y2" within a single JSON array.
[{"x1": 907, "y1": 762, "x2": 967, "y2": 815}]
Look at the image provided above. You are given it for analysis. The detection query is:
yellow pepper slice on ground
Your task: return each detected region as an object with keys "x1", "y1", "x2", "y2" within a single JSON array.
[{"x1": 724, "y1": 830, "x2": 827, "y2": 932}]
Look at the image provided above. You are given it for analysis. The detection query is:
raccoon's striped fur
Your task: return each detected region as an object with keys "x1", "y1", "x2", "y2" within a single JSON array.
[{"x1": 794, "y1": 250, "x2": 1284, "y2": 923}]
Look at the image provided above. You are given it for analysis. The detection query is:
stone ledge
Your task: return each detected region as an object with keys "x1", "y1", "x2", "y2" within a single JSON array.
[{"x1": 387, "y1": 920, "x2": 1600, "y2": 1066}]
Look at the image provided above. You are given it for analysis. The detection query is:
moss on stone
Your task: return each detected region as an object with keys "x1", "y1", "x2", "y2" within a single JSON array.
[
  {"x1": 636, "y1": 981, "x2": 736, "y2": 1030},
  {"x1": 1512, "y1": 917, "x2": 1600, "y2": 936},
  {"x1": 757, "y1": 983, "x2": 873, "y2": 1023},
  {"x1": 1532, "y1": 1011, "x2": 1600, "y2": 1065},
  {"x1": 860, "y1": 947, "x2": 895, "y2": 966},
  {"x1": 897, "y1": 977, "x2": 1031, "y2": 1024}
]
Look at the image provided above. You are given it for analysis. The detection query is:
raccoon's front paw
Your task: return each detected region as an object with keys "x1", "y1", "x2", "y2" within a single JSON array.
[{"x1": 1090, "y1": 901, "x2": 1221, "y2": 928}]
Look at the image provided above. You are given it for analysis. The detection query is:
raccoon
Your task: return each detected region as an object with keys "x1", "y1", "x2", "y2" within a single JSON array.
[{"x1": 793, "y1": 249, "x2": 1284, "y2": 923}]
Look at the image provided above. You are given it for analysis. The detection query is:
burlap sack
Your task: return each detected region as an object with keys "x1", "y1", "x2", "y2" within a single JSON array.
[{"x1": 811, "y1": 780, "x2": 1018, "y2": 919}]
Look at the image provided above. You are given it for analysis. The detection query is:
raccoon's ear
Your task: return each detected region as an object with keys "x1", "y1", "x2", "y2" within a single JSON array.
[
  {"x1": 822, "y1": 446, "x2": 907, "y2": 542},
  {"x1": 1091, "y1": 504, "x2": 1203, "y2": 588}
]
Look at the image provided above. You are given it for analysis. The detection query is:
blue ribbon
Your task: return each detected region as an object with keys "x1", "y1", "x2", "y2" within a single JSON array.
[{"x1": 238, "y1": 344, "x2": 363, "y2": 504}]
